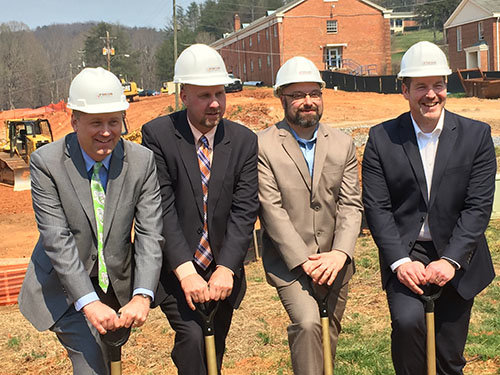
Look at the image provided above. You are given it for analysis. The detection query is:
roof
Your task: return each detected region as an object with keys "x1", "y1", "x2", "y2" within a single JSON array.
[
  {"x1": 212, "y1": 0, "x2": 391, "y2": 49},
  {"x1": 444, "y1": 0, "x2": 500, "y2": 29}
]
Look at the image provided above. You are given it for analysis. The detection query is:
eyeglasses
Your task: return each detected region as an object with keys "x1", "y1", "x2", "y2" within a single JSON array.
[{"x1": 282, "y1": 90, "x2": 323, "y2": 101}]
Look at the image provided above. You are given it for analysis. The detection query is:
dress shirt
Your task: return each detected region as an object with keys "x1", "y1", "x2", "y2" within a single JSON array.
[
  {"x1": 75, "y1": 147, "x2": 154, "y2": 311},
  {"x1": 174, "y1": 117, "x2": 234, "y2": 281},
  {"x1": 289, "y1": 126, "x2": 318, "y2": 177},
  {"x1": 390, "y1": 111, "x2": 459, "y2": 272}
]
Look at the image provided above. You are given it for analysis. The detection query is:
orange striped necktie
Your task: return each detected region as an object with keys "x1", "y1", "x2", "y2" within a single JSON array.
[{"x1": 194, "y1": 135, "x2": 213, "y2": 269}]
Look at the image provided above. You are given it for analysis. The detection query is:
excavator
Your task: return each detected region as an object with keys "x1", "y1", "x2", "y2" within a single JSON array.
[{"x1": 0, "y1": 118, "x2": 53, "y2": 191}]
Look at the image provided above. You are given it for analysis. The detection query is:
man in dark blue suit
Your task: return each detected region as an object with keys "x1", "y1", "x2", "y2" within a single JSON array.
[{"x1": 362, "y1": 41, "x2": 496, "y2": 374}]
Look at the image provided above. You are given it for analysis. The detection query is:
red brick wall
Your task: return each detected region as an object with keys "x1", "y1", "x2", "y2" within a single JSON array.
[
  {"x1": 282, "y1": 0, "x2": 391, "y2": 75},
  {"x1": 447, "y1": 18, "x2": 498, "y2": 71},
  {"x1": 216, "y1": 0, "x2": 391, "y2": 84}
]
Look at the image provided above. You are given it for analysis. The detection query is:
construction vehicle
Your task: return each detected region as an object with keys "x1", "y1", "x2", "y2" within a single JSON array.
[
  {"x1": 120, "y1": 78, "x2": 139, "y2": 102},
  {"x1": 0, "y1": 118, "x2": 53, "y2": 191}
]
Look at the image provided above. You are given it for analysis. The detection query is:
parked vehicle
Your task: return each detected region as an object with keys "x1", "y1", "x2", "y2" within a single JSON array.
[{"x1": 225, "y1": 74, "x2": 243, "y2": 93}]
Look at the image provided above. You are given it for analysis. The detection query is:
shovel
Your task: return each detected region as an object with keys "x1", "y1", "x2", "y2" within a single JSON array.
[
  {"x1": 100, "y1": 325, "x2": 131, "y2": 375},
  {"x1": 420, "y1": 284, "x2": 442, "y2": 375},
  {"x1": 311, "y1": 282, "x2": 334, "y2": 375},
  {"x1": 196, "y1": 301, "x2": 219, "y2": 375}
]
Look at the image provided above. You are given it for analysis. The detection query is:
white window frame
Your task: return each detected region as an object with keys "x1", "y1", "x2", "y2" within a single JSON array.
[
  {"x1": 327, "y1": 20, "x2": 338, "y2": 34},
  {"x1": 266, "y1": 29, "x2": 269, "y2": 40},
  {"x1": 267, "y1": 55, "x2": 271, "y2": 66},
  {"x1": 249, "y1": 37, "x2": 252, "y2": 47},
  {"x1": 457, "y1": 26, "x2": 462, "y2": 51},
  {"x1": 257, "y1": 33, "x2": 260, "y2": 44},
  {"x1": 274, "y1": 25, "x2": 277, "y2": 37},
  {"x1": 478, "y1": 21, "x2": 484, "y2": 41},
  {"x1": 250, "y1": 60, "x2": 254, "y2": 72},
  {"x1": 258, "y1": 57, "x2": 262, "y2": 70},
  {"x1": 243, "y1": 62, "x2": 246, "y2": 74}
]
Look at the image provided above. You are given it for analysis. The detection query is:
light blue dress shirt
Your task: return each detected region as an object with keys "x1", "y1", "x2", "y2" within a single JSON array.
[
  {"x1": 74, "y1": 148, "x2": 153, "y2": 311},
  {"x1": 289, "y1": 126, "x2": 318, "y2": 176}
]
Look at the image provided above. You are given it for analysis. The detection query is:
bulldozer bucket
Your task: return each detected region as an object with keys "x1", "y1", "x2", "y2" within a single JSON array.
[{"x1": 13, "y1": 167, "x2": 31, "y2": 191}]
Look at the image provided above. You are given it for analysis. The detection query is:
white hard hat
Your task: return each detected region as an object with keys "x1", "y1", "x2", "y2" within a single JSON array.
[
  {"x1": 67, "y1": 67, "x2": 129, "y2": 114},
  {"x1": 398, "y1": 41, "x2": 452, "y2": 78},
  {"x1": 273, "y1": 56, "x2": 325, "y2": 97},
  {"x1": 174, "y1": 44, "x2": 233, "y2": 86}
]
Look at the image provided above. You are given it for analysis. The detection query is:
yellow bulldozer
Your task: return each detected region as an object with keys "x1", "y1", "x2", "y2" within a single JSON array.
[{"x1": 0, "y1": 118, "x2": 53, "y2": 191}]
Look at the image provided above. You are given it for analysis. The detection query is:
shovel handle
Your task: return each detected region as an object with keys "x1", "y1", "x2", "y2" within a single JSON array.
[
  {"x1": 321, "y1": 316, "x2": 334, "y2": 375},
  {"x1": 426, "y1": 311, "x2": 436, "y2": 375},
  {"x1": 204, "y1": 334, "x2": 218, "y2": 375},
  {"x1": 110, "y1": 360, "x2": 122, "y2": 375}
]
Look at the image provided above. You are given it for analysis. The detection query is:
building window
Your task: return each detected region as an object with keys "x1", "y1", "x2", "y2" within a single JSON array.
[
  {"x1": 249, "y1": 37, "x2": 252, "y2": 47},
  {"x1": 267, "y1": 55, "x2": 271, "y2": 66},
  {"x1": 257, "y1": 33, "x2": 260, "y2": 44},
  {"x1": 258, "y1": 57, "x2": 262, "y2": 70},
  {"x1": 274, "y1": 25, "x2": 277, "y2": 37},
  {"x1": 242, "y1": 40, "x2": 245, "y2": 49},
  {"x1": 478, "y1": 21, "x2": 484, "y2": 40},
  {"x1": 327, "y1": 20, "x2": 338, "y2": 34},
  {"x1": 243, "y1": 62, "x2": 246, "y2": 74},
  {"x1": 457, "y1": 26, "x2": 462, "y2": 51},
  {"x1": 266, "y1": 29, "x2": 269, "y2": 40},
  {"x1": 250, "y1": 60, "x2": 254, "y2": 72}
]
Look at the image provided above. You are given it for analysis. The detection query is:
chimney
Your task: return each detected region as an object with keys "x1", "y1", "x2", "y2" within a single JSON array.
[{"x1": 234, "y1": 14, "x2": 241, "y2": 32}]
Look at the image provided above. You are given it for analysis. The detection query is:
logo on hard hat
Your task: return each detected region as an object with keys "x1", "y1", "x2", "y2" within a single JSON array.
[
  {"x1": 207, "y1": 66, "x2": 222, "y2": 72},
  {"x1": 298, "y1": 70, "x2": 313, "y2": 75},
  {"x1": 422, "y1": 61, "x2": 437, "y2": 65},
  {"x1": 97, "y1": 92, "x2": 114, "y2": 98}
]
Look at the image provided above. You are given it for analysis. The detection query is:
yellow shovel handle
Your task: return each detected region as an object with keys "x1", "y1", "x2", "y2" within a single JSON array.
[
  {"x1": 426, "y1": 311, "x2": 436, "y2": 375},
  {"x1": 205, "y1": 334, "x2": 218, "y2": 375},
  {"x1": 321, "y1": 316, "x2": 334, "y2": 375}
]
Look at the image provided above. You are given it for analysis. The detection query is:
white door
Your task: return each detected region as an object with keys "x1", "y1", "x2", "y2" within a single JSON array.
[{"x1": 326, "y1": 47, "x2": 342, "y2": 70}]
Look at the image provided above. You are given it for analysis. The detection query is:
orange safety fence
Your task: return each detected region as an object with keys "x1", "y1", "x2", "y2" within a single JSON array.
[
  {"x1": 0, "y1": 260, "x2": 29, "y2": 306},
  {"x1": 0, "y1": 100, "x2": 67, "y2": 122}
]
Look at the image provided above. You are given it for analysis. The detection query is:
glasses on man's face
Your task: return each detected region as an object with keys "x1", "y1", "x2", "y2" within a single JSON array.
[{"x1": 282, "y1": 90, "x2": 323, "y2": 101}]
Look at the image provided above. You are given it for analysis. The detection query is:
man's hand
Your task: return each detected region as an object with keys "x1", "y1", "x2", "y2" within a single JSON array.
[
  {"x1": 180, "y1": 273, "x2": 210, "y2": 310},
  {"x1": 208, "y1": 266, "x2": 234, "y2": 301},
  {"x1": 425, "y1": 259, "x2": 455, "y2": 287},
  {"x1": 118, "y1": 295, "x2": 151, "y2": 328},
  {"x1": 304, "y1": 250, "x2": 348, "y2": 286},
  {"x1": 396, "y1": 261, "x2": 427, "y2": 295},
  {"x1": 82, "y1": 300, "x2": 121, "y2": 335}
]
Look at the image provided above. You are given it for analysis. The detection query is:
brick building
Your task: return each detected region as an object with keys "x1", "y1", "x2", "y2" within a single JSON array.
[
  {"x1": 211, "y1": 0, "x2": 392, "y2": 86},
  {"x1": 444, "y1": 0, "x2": 500, "y2": 71}
]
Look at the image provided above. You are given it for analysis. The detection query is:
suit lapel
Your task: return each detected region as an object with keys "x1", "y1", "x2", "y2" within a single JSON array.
[
  {"x1": 208, "y1": 122, "x2": 231, "y2": 224},
  {"x1": 399, "y1": 113, "x2": 429, "y2": 205},
  {"x1": 174, "y1": 111, "x2": 204, "y2": 218},
  {"x1": 103, "y1": 140, "x2": 127, "y2": 243},
  {"x1": 311, "y1": 124, "x2": 328, "y2": 196},
  {"x1": 278, "y1": 121, "x2": 312, "y2": 191},
  {"x1": 429, "y1": 111, "x2": 457, "y2": 208},
  {"x1": 64, "y1": 133, "x2": 97, "y2": 235}
]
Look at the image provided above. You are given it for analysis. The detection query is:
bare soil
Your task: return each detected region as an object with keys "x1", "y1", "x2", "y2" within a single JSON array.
[{"x1": 0, "y1": 88, "x2": 499, "y2": 374}]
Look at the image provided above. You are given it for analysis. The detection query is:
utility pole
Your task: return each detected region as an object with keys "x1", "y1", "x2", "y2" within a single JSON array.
[
  {"x1": 100, "y1": 31, "x2": 117, "y2": 71},
  {"x1": 173, "y1": 0, "x2": 180, "y2": 110}
]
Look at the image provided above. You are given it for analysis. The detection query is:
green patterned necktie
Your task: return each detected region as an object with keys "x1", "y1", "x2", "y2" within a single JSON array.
[{"x1": 91, "y1": 162, "x2": 109, "y2": 293}]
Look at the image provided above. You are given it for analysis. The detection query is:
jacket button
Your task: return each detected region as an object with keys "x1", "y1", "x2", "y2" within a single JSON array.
[
  {"x1": 316, "y1": 231, "x2": 322, "y2": 237},
  {"x1": 91, "y1": 254, "x2": 97, "y2": 261},
  {"x1": 408, "y1": 241, "x2": 413, "y2": 248},
  {"x1": 197, "y1": 228, "x2": 203, "y2": 235},
  {"x1": 312, "y1": 202, "x2": 321, "y2": 211},
  {"x1": 420, "y1": 217, "x2": 425, "y2": 223}
]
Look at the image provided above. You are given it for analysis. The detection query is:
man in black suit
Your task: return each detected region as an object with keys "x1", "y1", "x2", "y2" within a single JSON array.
[
  {"x1": 142, "y1": 44, "x2": 258, "y2": 375},
  {"x1": 362, "y1": 41, "x2": 496, "y2": 374}
]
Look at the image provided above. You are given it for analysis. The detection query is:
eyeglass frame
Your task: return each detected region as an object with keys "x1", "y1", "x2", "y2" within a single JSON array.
[{"x1": 281, "y1": 90, "x2": 323, "y2": 101}]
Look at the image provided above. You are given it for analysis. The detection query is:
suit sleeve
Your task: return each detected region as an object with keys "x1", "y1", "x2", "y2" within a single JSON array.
[
  {"x1": 142, "y1": 123, "x2": 194, "y2": 269},
  {"x1": 441, "y1": 124, "x2": 496, "y2": 269},
  {"x1": 258, "y1": 137, "x2": 311, "y2": 271},
  {"x1": 131, "y1": 151, "x2": 164, "y2": 292},
  {"x1": 362, "y1": 128, "x2": 410, "y2": 266},
  {"x1": 216, "y1": 134, "x2": 259, "y2": 272},
  {"x1": 331, "y1": 140, "x2": 363, "y2": 258},
  {"x1": 30, "y1": 151, "x2": 94, "y2": 303}
]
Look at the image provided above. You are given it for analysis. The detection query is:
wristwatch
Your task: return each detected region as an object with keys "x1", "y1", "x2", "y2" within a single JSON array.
[{"x1": 137, "y1": 293, "x2": 152, "y2": 301}]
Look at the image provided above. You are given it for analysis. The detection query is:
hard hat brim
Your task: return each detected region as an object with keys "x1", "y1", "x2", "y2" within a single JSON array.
[{"x1": 67, "y1": 101, "x2": 129, "y2": 114}]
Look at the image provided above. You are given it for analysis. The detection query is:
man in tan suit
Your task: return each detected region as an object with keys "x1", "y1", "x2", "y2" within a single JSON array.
[{"x1": 258, "y1": 56, "x2": 362, "y2": 375}]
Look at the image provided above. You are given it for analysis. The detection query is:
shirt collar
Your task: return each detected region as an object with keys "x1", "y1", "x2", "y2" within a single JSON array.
[
  {"x1": 187, "y1": 115, "x2": 217, "y2": 149},
  {"x1": 289, "y1": 125, "x2": 319, "y2": 145},
  {"x1": 80, "y1": 147, "x2": 112, "y2": 173},
  {"x1": 411, "y1": 110, "x2": 444, "y2": 138}
]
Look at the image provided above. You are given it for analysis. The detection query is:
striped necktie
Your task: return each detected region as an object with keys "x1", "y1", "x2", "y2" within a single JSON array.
[
  {"x1": 90, "y1": 162, "x2": 109, "y2": 292},
  {"x1": 194, "y1": 135, "x2": 213, "y2": 269}
]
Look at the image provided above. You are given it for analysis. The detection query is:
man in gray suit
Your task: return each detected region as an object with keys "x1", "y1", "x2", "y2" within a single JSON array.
[
  {"x1": 18, "y1": 67, "x2": 164, "y2": 374},
  {"x1": 258, "y1": 57, "x2": 363, "y2": 375}
]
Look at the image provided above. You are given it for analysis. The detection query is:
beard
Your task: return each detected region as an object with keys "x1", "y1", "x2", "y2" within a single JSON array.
[{"x1": 285, "y1": 104, "x2": 322, "y2": 128}]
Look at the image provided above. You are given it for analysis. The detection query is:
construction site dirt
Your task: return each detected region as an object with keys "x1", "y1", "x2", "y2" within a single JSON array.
[{"x1": 0, "y1": 87, "x2": 499, "y2": 374}]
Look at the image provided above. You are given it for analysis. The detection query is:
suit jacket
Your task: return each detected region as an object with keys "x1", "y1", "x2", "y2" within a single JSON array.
[
  {"x1": 141, "y1": 110, "x2": 259, "y2": 308},
  {"x1": 18, "y1": 133, "x2": 164, "y2": 331},
  {"x1": 258, "y1": 121, "x2": 363, "y2": 287},
  {"x1": 362, "y1": 110, "x2": 496, "y2": 300}
]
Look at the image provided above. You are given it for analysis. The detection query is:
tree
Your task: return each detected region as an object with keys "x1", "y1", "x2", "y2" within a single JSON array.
[{"x1": 415, "y1": 0, "x2": 460, "y2": 40}]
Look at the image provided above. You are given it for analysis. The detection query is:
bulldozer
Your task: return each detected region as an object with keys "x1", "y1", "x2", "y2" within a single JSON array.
[{"x1": 0, "y1": 118, "x2": 53, "y2": 191}]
